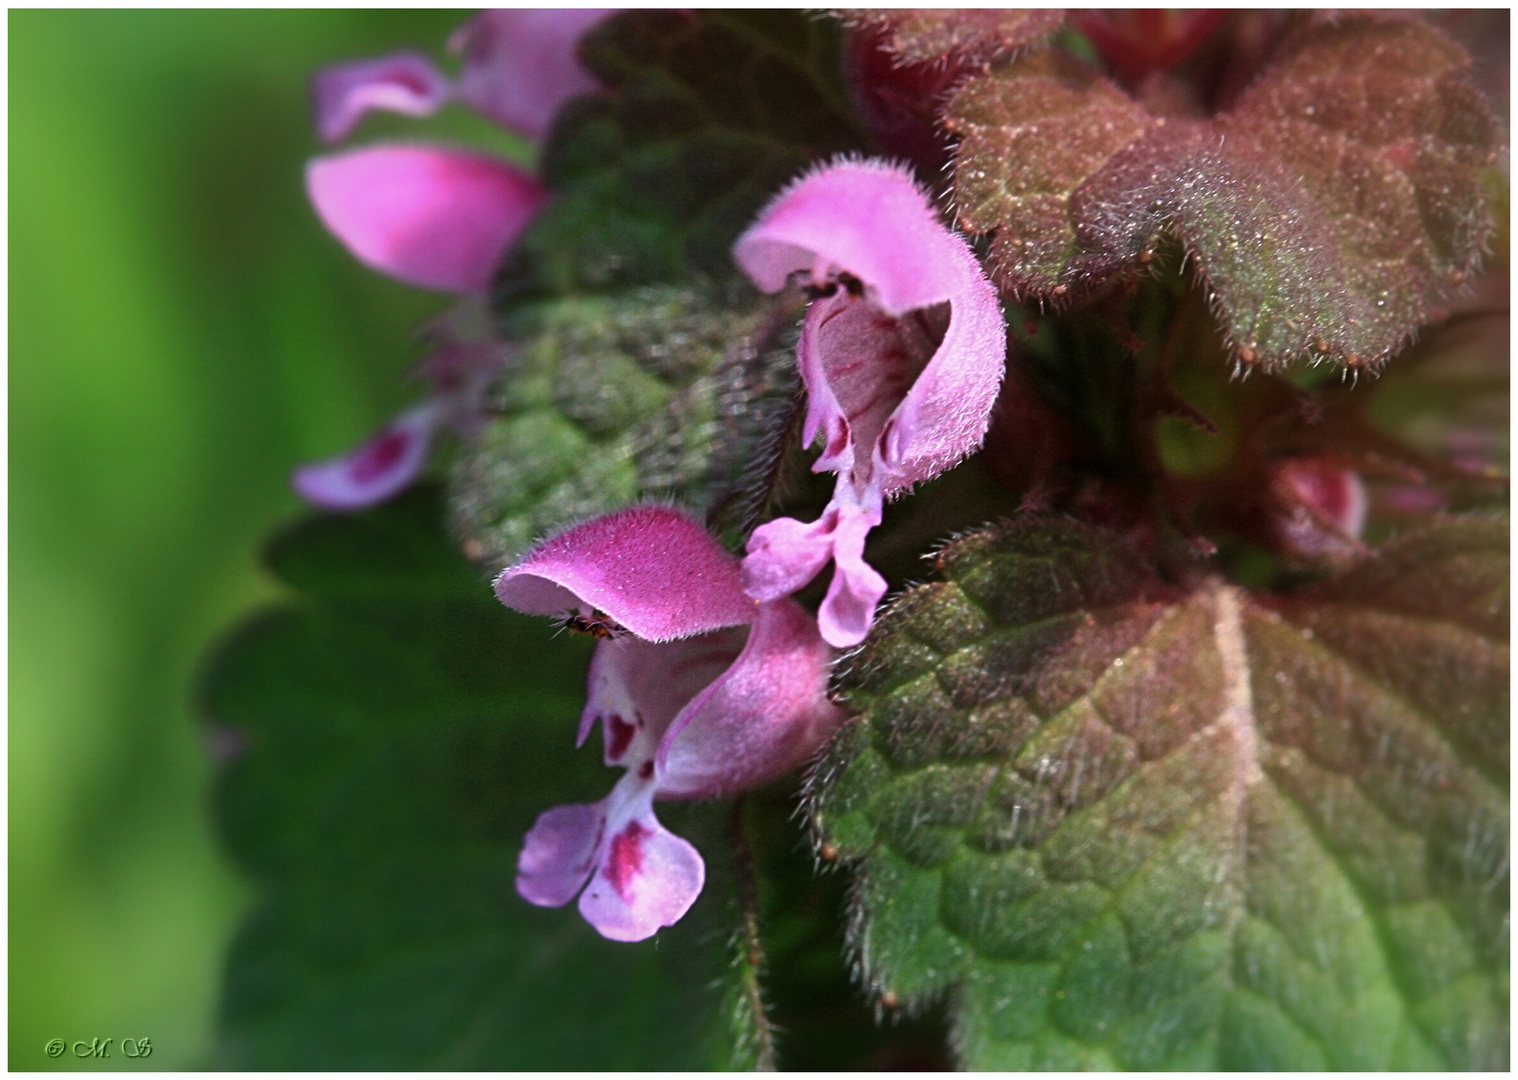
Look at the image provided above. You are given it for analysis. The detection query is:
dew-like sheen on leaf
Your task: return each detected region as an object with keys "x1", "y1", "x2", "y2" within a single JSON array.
[
  {"x1": 200, "y1": 487, "x2": 738, "y2": 1069},
  {"x1": 810, "y1": 516, "x2": 1508, "y2": 1069},
  {"x1": 947, "y1": 16, "x2": 1501, "y2": 369}
]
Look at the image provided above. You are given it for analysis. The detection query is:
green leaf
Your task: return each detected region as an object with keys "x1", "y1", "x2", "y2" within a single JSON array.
[
  {"x1": 811, "y1": 516, "x2": 1509, "y2": 1069},
  {"x1": 494, "y1": 9, "x2": 866, "y2": 308},
  {"x1": 948, "y1": 17, "x2": 1501, "y2": 369},
  {"x1": 837, "y1": 8, "x2": 1065, "y2": 65},
  {"x1": 450, "y1": 284, "x2": 801, "y2": 570},
  {"x1": 200, "y1": 486, "x2": 739, "y2": 1069}
]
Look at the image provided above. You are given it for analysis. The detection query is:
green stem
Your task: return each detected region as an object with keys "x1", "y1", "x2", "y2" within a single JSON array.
[{"x1": 729, "y1": 795, "x2": 777, "y2": 1072}]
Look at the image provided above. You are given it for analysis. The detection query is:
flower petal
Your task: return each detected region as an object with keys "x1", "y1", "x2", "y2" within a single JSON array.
[
  {"x1": 312, "y1": 51, "x2": 453, "y2": 144},
  {"x1": 450, "y1": 9, "x2": 616, "y2": 141},
  {"x1": 291, "y1": 401, "x2": 438, "y2": 510},
  {"x1": 306, "y1": 145, "x2": 547, "y2": 293},
  {"x1": 577, "y1": 809, "x2": 704, "y2": 943},
  {"x1": 493, "y1": 507, "x2": 755, "y2": 642},
  {"x1": 741, "y1": 499, "x2": 887, "y2": 647},
  {"x1": 657, "y1": 598, "x2": 845, "y2": 798},
  {"x1": 816, "y1": 503, "x2": 888, "y2": 648},
  {"x1": 578, "y1": 630, "x2": 746, "y2": 755},
  {"x1": 516, "y1": 800, "x2": 606, "y2": 908},
  {"x1": 740, "y1": 513, "x2": 838, "y2": 603}
]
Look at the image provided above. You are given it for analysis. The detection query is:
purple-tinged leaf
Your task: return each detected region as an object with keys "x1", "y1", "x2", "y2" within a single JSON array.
[
  {"x1": 944, "y1": 49, "x2": 1152, "y2": 302},
  {"x1": 948, "y1": 17, "x2": 1502, "y2": 369},
  {"x1": 811, "y1": 516, "x2": 1508, "y2": 1068},
  {"x1": 1219, "y1": 17, "x2": 1502, "y2": 366},
  {"x1": 837, "y1": 9, "x2": 1065, "y2": 66}
]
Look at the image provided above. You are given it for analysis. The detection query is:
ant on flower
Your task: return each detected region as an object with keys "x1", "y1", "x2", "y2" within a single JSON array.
[{"x1": 553, "y1": 608, "x2": 630, "y2": 640}]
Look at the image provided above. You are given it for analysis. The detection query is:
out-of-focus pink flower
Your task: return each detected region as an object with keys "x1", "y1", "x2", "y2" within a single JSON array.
[
  {"x1": 313, "y1": 9, "x2": 615, "y2": 145},
  {"x1": 298, "y1": 13, "x2": 616, "y2": 511},
  {"x1": 313, "y1": 51, "x2": 453, "y2": 144},
  {"x1": 306, "y1": 145, "x2": 547, "y2": 294},
  {"x1": 449, "y1": 9, "x2": 615, "y2": 141},
  {"x1": 292, "y1": 331, "x2": 503, "y2": 511},
  {"x1": 494, "y1": 507, "x2": 844, "y2": 942},
  {"x1": 733, "y1": 159, "x2": 1007, "y2": 646}
]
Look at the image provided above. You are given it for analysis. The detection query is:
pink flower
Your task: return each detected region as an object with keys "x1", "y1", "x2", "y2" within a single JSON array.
[
  {"x1": 306, "y1": 145, "x2": 547, "y2": 294},
  {"x1": 293, "y1": 329, "x2": 502, "y2": 511},
  {"x1": 313, "y1": 9, "x2": 616, "y2": 145},
  {"x1": 293, "y1": 144, "x2": 542, "y2": 509},
  {"x1": 494, "y1": 507, "x2": 844, "y2": 942},
  {"x1": 732, "y1": 159, "x2": 1007, "y2": 647},
  {"x1": 294, "y1": 11, "x2": 617, "y2": 511}
]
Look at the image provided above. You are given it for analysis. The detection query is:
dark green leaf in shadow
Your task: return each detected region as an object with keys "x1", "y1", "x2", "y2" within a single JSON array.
[
  {"x1": 200, "y1": 486, "x2": 736, "y2": 1068},
  {"x1": 451, "y1": 284, "x2": 802, "y2": 570}
]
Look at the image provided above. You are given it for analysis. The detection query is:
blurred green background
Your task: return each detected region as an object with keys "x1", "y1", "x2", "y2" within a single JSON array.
[{"x1": 9, "y1": 10, "x2": 529, "y2": 1068}]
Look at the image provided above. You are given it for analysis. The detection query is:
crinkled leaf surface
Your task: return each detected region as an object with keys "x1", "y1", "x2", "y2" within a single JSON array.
[
  {"x1": 838, "y1": 8, "x2": 1065, "y2": 65},
  {"x1": 944, "y1": 48, "x2": 1151, "y2": 301},
  {"x1": 811, "y1": 517, "x2": 1508, "y2": 1069},
  {"x1": 494, "y1": 9, "x2": 866, "y2": 308},
  {"x1": 201, "y1": 487, "x2": 737, "y2": 1069},
  {"x1": 452, "y1": 284, "x2": 800, "y2": 570},
  {"x1": 949, "y1": 17, "x2": 1501, "y2": 368}
]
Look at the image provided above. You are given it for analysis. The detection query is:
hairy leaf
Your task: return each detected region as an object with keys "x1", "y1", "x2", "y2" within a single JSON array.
[
  {"x1": 811, "y1": 516, "x2": 1509, "y2": 1069},
  {"x1": 201, "y1": 487, "x2": 738, "y2": 1069},
  {"x1": 837, "y1": 8, "x2": 1065, "y2": 65},
  {"x1": 494, "y1": 9, "x2": 866, "y2": 309},
  {"x1": 944, "y1": 49, "x2": 1151, "y2": 301},
  {"x1": 451, "y1": 284, "x2": 800, "y2": 571},
  {"x1": 949, "y1": 17, "x2": 1501, "y2": 369}
]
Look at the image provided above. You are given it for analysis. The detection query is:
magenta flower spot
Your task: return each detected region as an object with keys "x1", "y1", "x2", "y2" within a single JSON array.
[
  {"x1": 292, "y1": 331, "x2": 503, "y2": 512},
  {"x1": 292, "y1": 401, "x2": 439, "y2": 511},
  {"x1": 307, "y1": 145, "x2": 546, "y2": 294},
  {"x1": 312, "y1": 51, "x2": 453, "y2": 144},
  {"x1": 733, "y1": 159, "x2": 1007, "y2": 646},
  {"x1": 449, "y1": 9, "x2": 617, "y2": 142},
  {"x1": 496, "y1": 507, "x2": 844, "y2": 942},
  {"x1": 604, "y1": 820, "x2": 648, "y2": 898}
]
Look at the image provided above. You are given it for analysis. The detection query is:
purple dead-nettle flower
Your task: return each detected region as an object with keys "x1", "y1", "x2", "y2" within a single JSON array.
[
  {"x1": 294, "y1": 10, "x2": 621, "y2": 511},
  {"x1": 733, "y1": 159, "x2": 1007, "y2": 647},
  {"x1": 494, "y1": 507, "x2": 844, "y2": 942},
  {"x1": 306, "y1": 144, "x2": 547, "y2": 296},
  {"x1": 294, "y1": 139, "x2": 546, "y2": 510},
  {"x1": 292, "y1": 317, "x2": 505, "y2": 510},
  {"x1": 313, "y1": 8, "x2": 616, "y2": 145}
]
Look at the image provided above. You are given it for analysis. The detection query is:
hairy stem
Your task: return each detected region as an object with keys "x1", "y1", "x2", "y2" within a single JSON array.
[{"x1": 728, "y1": 795, "x2": 778, "y2": 1071}]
